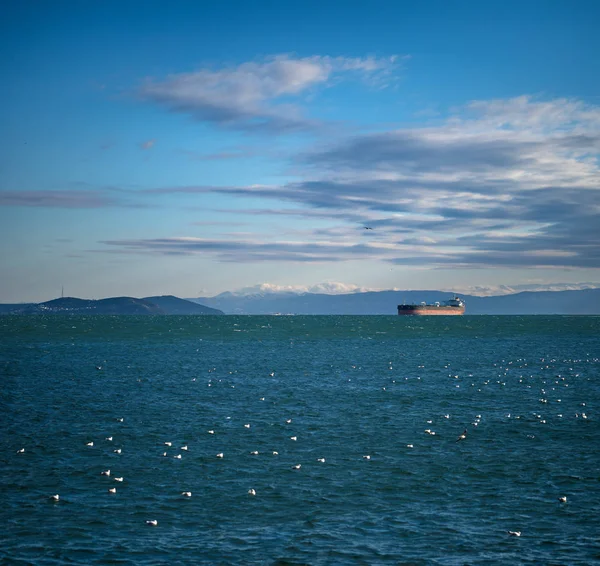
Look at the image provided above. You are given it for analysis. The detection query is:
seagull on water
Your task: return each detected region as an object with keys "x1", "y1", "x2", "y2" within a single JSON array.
[
  {"x1": 51, "y1": 494, "x2": 60, "y2": 501},
  {"x1": 101, "y1": 470, "x2": 111, "y2": 476},
  {"x1": 207, "y1": 430, "x2": 215, "y2": 434},
  {"x1": 507, "y1": 531, "x2": 521, "y2": 537},
  {"x1": 363, "y1": 455, "x2": 371, "y2": 460},
  {"x1": 248, "y1": 489, "x2": 256, "y2": 496},
  {"x1": 181, "y1": 446, "x2": 188, "y2": 451},
  {"x1": 250, "y1": 451, "x2": 259, "y2": 455},
  {"x1": 317, "y1": 458, "x2": 326, "y2": 463},
  {"x1": 146, "y1": 520, "x2": 158, "y2": 526},
  {"x1": 292, "y1": 464, "x2": 301, "y2": 469},
  {"x1": 174, "y1": 454, "x2": 182, "y2": 459},
  {"x1": 244, "y1": 424, "x2": 251, "y2": 429},
  {"x1": 181, "y1": 491, "x2": 192, "y2": 497},
  {"x1": 272, "y1": 451, "x2": 279, "y2": 455},
  {"x1": 164, "y1": 442, "x2": 172, "y2": 447},
  {"x1": 114, "y1": 477, "x2": 124, "y2": 482},
  {"x1": 113, "y1": 449, "x2": 121, "y2": 454},
  {"x1": 86, "y1": 442, "x2": 94, "y2": 447},
  {"x1": 105, "y1": 437, "x2": 113, "y2": 441},
  {"x1": 456, "y1": 429, "x2": 467, "y2": 442},
  {"x1": 216, "y1": 453, "x2": 224, "y2": 458},
  {"x1": 108, "y1": 487, "x2": 117, "y2": 494},
  {"x1": 290, "y1": 436, "x2": 297, "y2": 441},
  {"x1": 559, "y1": 496, "x2": 567, "y2": 503},
  {"x1": 17, "y1": 448, "x2": 25, "y2": 454}
]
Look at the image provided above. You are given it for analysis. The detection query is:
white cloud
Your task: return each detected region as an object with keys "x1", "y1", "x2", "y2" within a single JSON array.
[
  {"x1": 138, "y1": 54, "x2": 399, "y2": 132},
  {"x1": 225, "y1": 281, "x2": 377, "y2": 296},
  {"x1": 448, "y1": 282, "x2": 600, "y2": 296},
  {"x1": 97, "y1": 95, "x2": 600, "y2": 271}
]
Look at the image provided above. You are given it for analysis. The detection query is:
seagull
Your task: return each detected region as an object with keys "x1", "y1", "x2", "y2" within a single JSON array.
[
  {"x1": 17, "y1": 448, "x2": 25, "y2": 454},
  {"x1": 164, "y1": 442, "x2": 172, "y2": 447},
  {"x1": 507, "y1": 531, "x2": 521, "y2": 537},
  {"x1": 292, "y1": 464, "x2": 301, "y2": 470},
  {"x1": 113, "y1": 449, "x2": 121, "y2": 454},
  {"x1": 558, "y1": 496, "x2": 567, "y2": 503},
  {"x1": 363, "y1": 455, "x2": 371, "y2": 460},
  {"x1": 244, "y1": 424, "x2": 251, "y2": 429},
  {"x1": 174, "y1": 454, "x2": 182, "y2": 459},
  {"x1": 456, "y1": 429, "x2": 467, "y2": 442},
  {"x1": 117, "y1": 418, "x2": 124, "y2": 422},
  {"x1": 51, "y1": 494, "x2": 60, "y2": 501},
  {"x1": 86, "y1": 442, "x2": 94, "y2": 447},
  {"x1": 272, "y1": 451, "x2": 279, "y2": 455},
  {"x1": 181, "y1": 491, "x2": 192, "y2": 497},
  {"x1": 146, "y1": 520, "x2": 158, "y2": 526},
  {"x1": 105, "y1": 437, "x2": 113, "y2": 442},
  {"x1": 108, "y1": 487, "x2": 117, "y2": 494},
  {"x1": 248, "y1": 489, "x2": 256, "y2": 496},
  {"x1": 162, "y1": 452, "x2": 168, "y2": 457},
  {"x1": 407, "y1": 444, "x2": 414, "y2": 448},
  {"x1": 216, "y1": 453, "x2": 224, "y2": 458},
  {"x1": 207, "y1": 430, "x2": 215, "y2": 434},
  {"x1": 114, "y1": 477, "x2": 124, "y2": 482},
  {"x1": 285, "y1": 419, "x2": 292, "y2": 424},
  {"x1": 101, "y1": 470, "x2": 111, "y2": 476},
  {"x1": 250, "y1": 451, "x2": 259, "y2": 455},
  {"x1": 317, "y1": 458, "x2": 326, "y2": 463},
  {"x1": 290, "y1": 436, "x2": 297, "y2": 441},
  {"x1": 181, "y1": 446, "x2": 188, "y2": 451}
]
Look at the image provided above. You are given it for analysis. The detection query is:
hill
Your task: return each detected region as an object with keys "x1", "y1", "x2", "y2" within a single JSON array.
[
  {"x1": 143, "y1": 295, "x2": 223, "y2": 315},
  {"x1": 0, "y1": 296, "x2": 224, "y2": 315}
]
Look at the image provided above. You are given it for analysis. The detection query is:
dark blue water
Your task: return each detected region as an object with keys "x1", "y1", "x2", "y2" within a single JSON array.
[{"x1": 1, "y1": 316, "x2": 599, "y2": 565}]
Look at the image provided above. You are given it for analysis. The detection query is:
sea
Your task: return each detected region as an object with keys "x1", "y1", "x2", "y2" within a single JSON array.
[{"x1": 1, "y1": 315, "x2": 599, "y2": 565}]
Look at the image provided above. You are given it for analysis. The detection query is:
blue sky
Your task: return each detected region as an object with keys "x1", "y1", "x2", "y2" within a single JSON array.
[{"x1": 1, "y1": 0, "x2": 600, "y2": 302}]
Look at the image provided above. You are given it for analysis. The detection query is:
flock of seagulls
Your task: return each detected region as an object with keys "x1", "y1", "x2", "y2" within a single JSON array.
[
  {"x1": 36, "y1": 397, "x2": 577, "y2": 534},
  {"x1": 23, "y1": 352, "x2": 590, "y2": 539}
]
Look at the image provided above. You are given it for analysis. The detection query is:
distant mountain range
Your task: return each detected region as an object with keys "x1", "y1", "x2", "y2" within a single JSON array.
[
  {"x1": 3, "y1": 289, "x2": 599, "y2": 315},
  {"x1": 188, "y1": 288, "x2": 600, "y2": 315},
  {"x1": 0, "y1": 295, "x2": 223, "y2": 315}
]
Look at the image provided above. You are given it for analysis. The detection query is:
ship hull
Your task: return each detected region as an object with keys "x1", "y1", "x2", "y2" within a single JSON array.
[{"x1": 397, "y1": 307, "x2": 465, "y2": 316}]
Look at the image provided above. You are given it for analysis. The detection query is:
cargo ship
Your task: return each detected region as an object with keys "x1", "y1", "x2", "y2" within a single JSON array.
[{"x1": 397, "y1": 296, "x2": 465, "y2": 316}]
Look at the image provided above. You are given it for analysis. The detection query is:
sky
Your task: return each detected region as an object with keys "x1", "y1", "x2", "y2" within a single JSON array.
[{"x1": 1, "y1": 0, "x2": 600, "y2": 302}]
